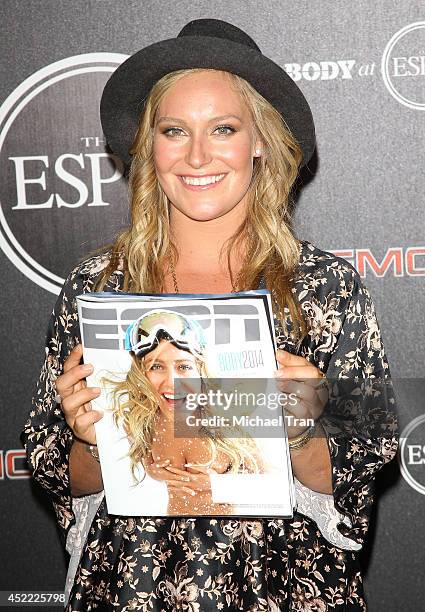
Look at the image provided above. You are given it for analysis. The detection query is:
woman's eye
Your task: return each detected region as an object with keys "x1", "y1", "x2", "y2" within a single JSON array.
[
  {"x1": 179, "y1": 364, "x2": 194, "y2": 371},
  {"x1": 214, "y1": 125, "x2": 235, "y2": 135},
  {"x1": 162, "y1": 125, "x2": 235, "y2": 137},
  {"x1": 163, "y1": 127, "x2": 185, "y2": 137},
  {"x1": 148, "y1": 363, "x2": 162, "y2": 370}
]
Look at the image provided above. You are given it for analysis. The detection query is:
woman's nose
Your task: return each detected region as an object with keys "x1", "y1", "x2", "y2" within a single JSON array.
[
  {"x1": 186, "y1": 133, "x2": 212, "y2": 168},
  {"x1": 159, "y1": 367, "x2": 183, "y2": 393}
]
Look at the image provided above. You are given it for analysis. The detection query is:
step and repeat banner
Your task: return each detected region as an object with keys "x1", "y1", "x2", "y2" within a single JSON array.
[{"x1": 1, "y1": 1, "x2": 423, "y2": 609}]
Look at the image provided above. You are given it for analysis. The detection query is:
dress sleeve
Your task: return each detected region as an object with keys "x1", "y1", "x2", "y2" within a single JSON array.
[
  {"x1": 20, "y1": 266, "x2": 85, "y2": 544},
  {"x1": 320, "y1": 274, "x2": 399, "y2": 546}
]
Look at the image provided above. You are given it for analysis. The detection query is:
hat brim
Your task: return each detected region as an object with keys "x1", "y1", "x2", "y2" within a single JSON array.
[{"x1": 100, "y1": 35, "x2": 316, "y2": 167}]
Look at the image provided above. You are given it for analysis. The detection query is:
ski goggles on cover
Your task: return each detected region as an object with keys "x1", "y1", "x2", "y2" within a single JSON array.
[{"x1": 124, "y1": 309, "x2": 207, "y2": 358}]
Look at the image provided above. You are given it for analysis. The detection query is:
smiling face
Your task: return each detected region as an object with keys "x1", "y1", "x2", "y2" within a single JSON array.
[
  {"x1": 143, "y1": 340, "x2": 202, "y2": 418},
  {"x1": 152, "y1": 70, "x2": 262, "y2": 222}
]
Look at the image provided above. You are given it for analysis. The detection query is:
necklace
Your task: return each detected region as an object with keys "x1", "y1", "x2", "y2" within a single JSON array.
[{"x1": 169, "y1": 257, "x2": 237, "y2": 293}]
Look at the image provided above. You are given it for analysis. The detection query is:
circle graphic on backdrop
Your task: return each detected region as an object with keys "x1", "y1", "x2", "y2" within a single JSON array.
[
  {"x1": 399, "y1": 414, "x2": 425, "y2": 495},
  {"x1": 0, "y1": 53, "x2": 129, "y2": 294},
  {"x1": 381, "y1": 21, "x2": 425, "y2": 110}
]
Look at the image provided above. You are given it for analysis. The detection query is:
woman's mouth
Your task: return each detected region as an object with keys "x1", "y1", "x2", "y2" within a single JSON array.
[
  {"x1": 179, "y1": 173, "x2": 226, "y2": 191},
  {"x1": 162, "y1": 393, "x2": 187, "y2": 408}
]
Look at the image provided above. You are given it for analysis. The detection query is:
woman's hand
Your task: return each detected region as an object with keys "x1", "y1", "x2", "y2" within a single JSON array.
[
  {"x1": 168, "y1": 463, "x2": 216, "y2": 493},
  {"x1": 274, "y1": 349, "x2": 329, "y2": 439},
  {"x1": 144, "y1": 457, "x2": 197, "y2": 496},
  {"x1": 55, "y1": 344, "x2": 103, "y2": 445},
  {"x1": 144, "y1": 457, "x2": 216, "y2": 495}
]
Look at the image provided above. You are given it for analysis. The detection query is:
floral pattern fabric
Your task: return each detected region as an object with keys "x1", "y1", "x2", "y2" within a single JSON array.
[{"x1": 21, "y1": 240, "x2": 398, "y2": 611}]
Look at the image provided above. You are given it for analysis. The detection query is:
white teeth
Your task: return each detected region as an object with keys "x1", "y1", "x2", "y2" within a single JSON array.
[
  {"x1": 163, "y1": 393, "x2": 186, "y2": 400},
  {"x1": 181, "y1": 174, "x2": 225, "y2": 186}
]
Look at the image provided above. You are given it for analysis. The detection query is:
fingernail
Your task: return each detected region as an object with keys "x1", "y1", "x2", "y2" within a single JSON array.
[
  {"x1": 93, "y1": 388, "x2": 101, "y2": 395},
  {"x1": 83, "y1": 364, "x2": 93, "y2": 372}
]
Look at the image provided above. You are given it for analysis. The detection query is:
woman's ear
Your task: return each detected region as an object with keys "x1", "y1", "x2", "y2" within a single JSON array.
[{"x1": 253, "y1": 141, "x2": 263, "y2": 158}]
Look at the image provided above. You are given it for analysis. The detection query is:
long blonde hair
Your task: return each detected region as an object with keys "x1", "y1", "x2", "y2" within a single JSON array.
[
  {"x1": 94, "y1": 67, "x2": 308, "y2": 342},
  {"x1": 111, "y1": 342, "x2": 262, "y2": 480}
]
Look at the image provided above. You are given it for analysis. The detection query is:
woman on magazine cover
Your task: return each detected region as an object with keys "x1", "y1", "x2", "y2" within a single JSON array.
[
  {"x1": 21, "y1": 18, "x2": 398, "y2": 611},
  {"x1": 113, "y1": 308, "x2": 264, "y2": 516}
]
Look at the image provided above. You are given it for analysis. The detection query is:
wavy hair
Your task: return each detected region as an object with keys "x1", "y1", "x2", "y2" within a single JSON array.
[
  {"x1": 109, "y1": 342, "x2": 262, "y2": 481},
  {"x1": 94, "y1": 67, "x2": 308, "y2": 342}
]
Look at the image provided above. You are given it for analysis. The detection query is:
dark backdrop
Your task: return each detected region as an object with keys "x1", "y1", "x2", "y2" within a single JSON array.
[{"x1": 1, "y1": 1, "x2": 424, "y2": 609}]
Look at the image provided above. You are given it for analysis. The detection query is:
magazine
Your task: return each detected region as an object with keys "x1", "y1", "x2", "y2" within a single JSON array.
[{"x1": 77, "y1": 290, "x2": 295, "y2": 517}]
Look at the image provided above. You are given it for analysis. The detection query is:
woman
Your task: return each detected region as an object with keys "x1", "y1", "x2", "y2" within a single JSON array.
[
  {"x1": 113, "y1": 309, "x2": 264, "y2": 515},
  {"x1": 21, "y1": 18, "x2": 397, "y2": 611}
]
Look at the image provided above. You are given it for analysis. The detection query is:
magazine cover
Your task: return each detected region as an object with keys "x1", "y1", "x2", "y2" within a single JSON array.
[{"x1": 77, "y1": 290, "x2": 295, "y2": 517}]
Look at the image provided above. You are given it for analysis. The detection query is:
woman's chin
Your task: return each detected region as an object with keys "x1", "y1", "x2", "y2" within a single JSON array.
[
  {"x1": 159, "y1": 397, "x2": 186, "y2": 414},
  {"x1": 170, "y1": 200, "x2": 238, "y2": 223}
]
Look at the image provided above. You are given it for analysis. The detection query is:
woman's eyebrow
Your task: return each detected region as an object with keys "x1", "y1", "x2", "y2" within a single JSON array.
[
  {"x1": 174, "y1": 359, "x2": 195, "y2": 363},
  {"x1": 156, "y1": 114, "x2": 242, "y2": 125},
  {"x1": 145, "y1": 358, "x2": 194, "y2": 365},
  {"x1": 145, "y1": 357, "x2": 163, "y2": 365}
]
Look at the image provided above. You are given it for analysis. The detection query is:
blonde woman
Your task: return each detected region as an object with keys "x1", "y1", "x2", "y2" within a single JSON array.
[
  {"x1": 22, "y1": 19, "x2": 398, "y2": 611},
  {"x1": 112, "y1": 309, "x2": 264, "y2": 515}
]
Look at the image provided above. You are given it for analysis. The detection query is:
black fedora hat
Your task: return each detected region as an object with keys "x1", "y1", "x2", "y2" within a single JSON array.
[{"x1": 100, "y1": 18, "x2": 316, "y2": 167}]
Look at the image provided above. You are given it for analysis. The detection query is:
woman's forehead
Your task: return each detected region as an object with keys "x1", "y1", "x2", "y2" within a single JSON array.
[
  {"x1": 144, "y1": 340, "x2": 197, "y2": 362},
  {"x1": 158, "y1": 70, "x2": 250, "y2": 119}
]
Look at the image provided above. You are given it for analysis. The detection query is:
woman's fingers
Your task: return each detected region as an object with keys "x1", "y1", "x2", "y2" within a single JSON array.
[
  {"x1": 56, "y1": 363, "x2": 94, "y2": 398},
  {"x1": 147, "y1": 466, "x2": 190, "y2": 482},
  {"x1": 56, "y1": 344, "x2": 94, "y2": 400},
  {"x1": 164, "y1": 465, "x2": 193, "y2": 477},
  {"x1": 148, "y1": 464, "x2": 212, "y2": 492},
  {"x1": 163, "y1": 471, "x2": 190, "y2": 482},
  {"x1": 284, "y1": 395, "x2": 325, "y2": 424},
  {"x1": 273, "y1": 355, "x2": 329, "y2": 434},
  {"x1": 184, "y1": 464, "x2": 214, "y2": 475},
  {"x1": 275, "y1": 349, "x2": 327, "y2": 386},
  {"x1": 63, "y1": 343, "x2": 84, "y2": 372},
  {"x1": 152, "y1": 459, "x2": 170, "y2": 468},
  {"x1": 276, "y1": 378, "x2": 328, "y2": 413},
  {"x1": 72, "y1": 409, "x2": 103, "y2": 445},
  {"x1": 61, "y1": 386, "x2": 101, "y2": 419},
  {"x1": 275, "y1": 365, "x2": 321, "y2": 382},
  {"x1": 166, "y1": 477, "x2": 206, "y2": 493},
  {"x1": 276, "y1": 349, "x2": 310, "y2": 367},
  {"x1": 166, "y1": 482, "x2": 196, "y2": 496},
  {"x1": 277, "y1": 378, "x2": 317, "y2": 403},
  {"x1": 181, "y1": 473, "x2": 212, "y2": 492},
  {"x1": 165, "y1": 466, "x2": 212, "y2": 491},
  {"x1": 53, "y1": 344, "x2": 103, "y2": 444},
  {"x1": 274, "y1": 357, "x2": 329, "y2": 423}
]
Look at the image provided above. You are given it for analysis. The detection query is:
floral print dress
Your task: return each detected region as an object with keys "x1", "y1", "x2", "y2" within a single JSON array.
[{"x1": 21, "y1": 240, "x2": 398, "y2": 611}]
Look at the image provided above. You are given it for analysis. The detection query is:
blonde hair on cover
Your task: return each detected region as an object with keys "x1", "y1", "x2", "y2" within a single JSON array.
[
  {"x1": 110, "y1": 340, "x2": 262, "y2": 481},
  {"x1": 94, "y1": 67, "x2": 308, "y2": 342}
]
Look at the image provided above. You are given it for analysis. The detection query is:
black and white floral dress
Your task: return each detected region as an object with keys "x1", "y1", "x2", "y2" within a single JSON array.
[{"x1": 21, "y1": 240, "x2": 398, "y2": 611}]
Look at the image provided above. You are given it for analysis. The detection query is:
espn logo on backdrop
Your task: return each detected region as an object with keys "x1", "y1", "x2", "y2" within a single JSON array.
[
  {"x1": 400, "y1": 415, "x2": 425, "y2": 496},
  {"x1": 331, "y1": 247, "x2": 425, "y2": 277},
  {"x1": 0, "y1": 449, "x2": 30, "y2": 480}
]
